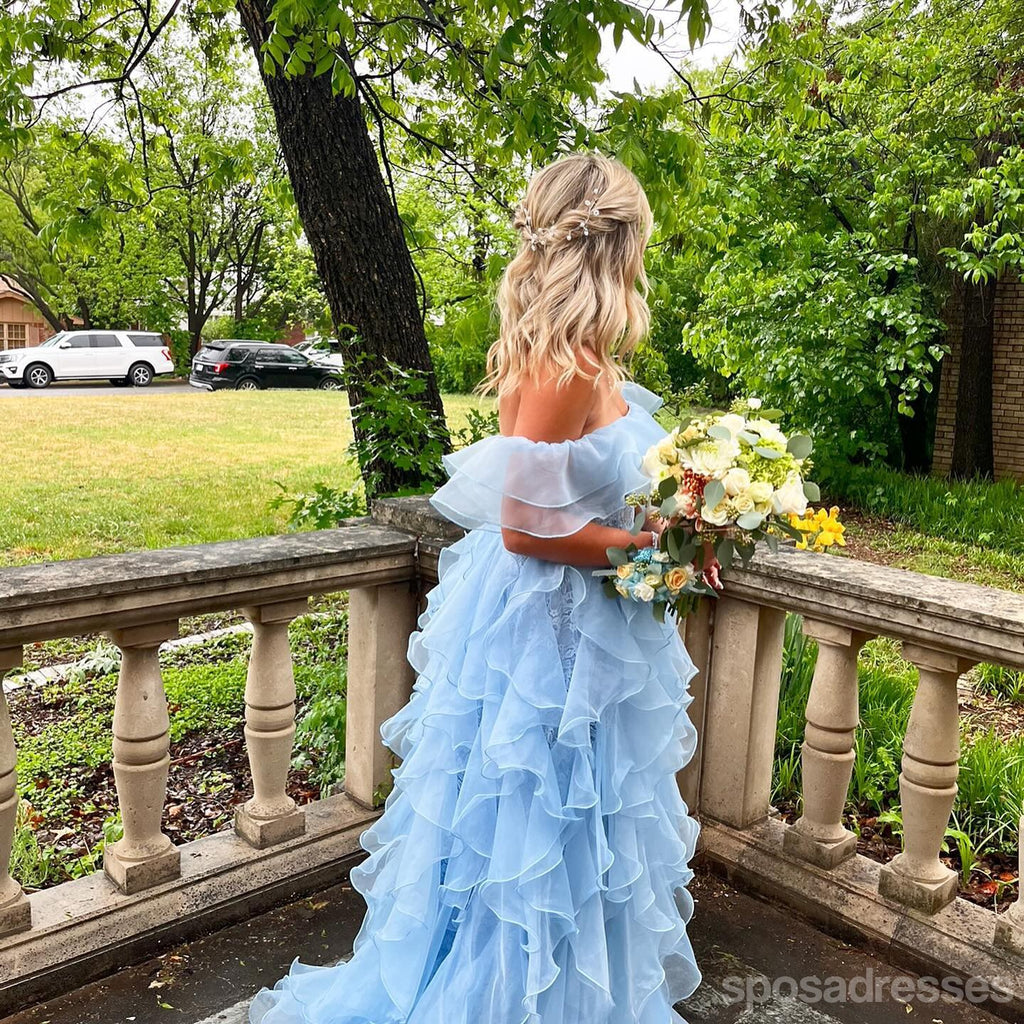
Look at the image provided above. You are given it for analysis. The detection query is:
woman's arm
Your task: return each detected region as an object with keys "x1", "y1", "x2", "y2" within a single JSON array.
[
  {"x1": 499, "y1": 367, "x2": 654, "y2": 565},
  {"x1": 503, "y1": 523, "x2": 656, "y2": 566}
]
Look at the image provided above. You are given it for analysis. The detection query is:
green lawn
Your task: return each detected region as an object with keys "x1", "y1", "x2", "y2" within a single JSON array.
[{"x1": 1, "y1": 390, "x2": 494, "y2": 566}]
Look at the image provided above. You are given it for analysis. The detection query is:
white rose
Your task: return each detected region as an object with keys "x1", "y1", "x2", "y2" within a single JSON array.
[
  {"x1": 722, "y1": 467, "x2": 751, "y2": 496},
  {"x1": 651, "y1": 550, "x2": 670, "y2": 563},
  {"x1": 680, "y1": 437, "x2": 739, "y2": 478},
  {"x1": 748, "y1": 418, "x2": 787, "y2": 447},
  {"x1": 747, "y1": 397, "x2": 762, "y2": 409},
  {"x1": 732, "y1": 492, "x2": 755, "y2": 515},
  {"x1": 641, "y1": 445, "x2": 664, "y2": 480},
  {"x1": 656, "y1": 433, "x2": 679, "y2": 464},
  {"x1": 633, "y1": 582, "x2": 656, "y2": 602},
  {"x1": 772, "y1": 474, "x2": 809, "y2": 516},
  {"x1": 716, "y1": 413, "x2": 746, "y2": 438},
  {"x1": 748, "y1": 480, "x2": 773, "y2": 505},
  {"x1": 702, "y1": 499, "x2": 732, "y2": 527}
]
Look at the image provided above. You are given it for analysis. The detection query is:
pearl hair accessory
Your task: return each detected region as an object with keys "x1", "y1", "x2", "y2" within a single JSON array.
[{"x1": 517, "y1": 186, "x2": 603, "y2": 250}]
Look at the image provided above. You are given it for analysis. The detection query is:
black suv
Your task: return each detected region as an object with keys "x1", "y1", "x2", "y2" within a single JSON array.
[{"x1": 189, "y1": 340, "x2": 344, "y2": 391}]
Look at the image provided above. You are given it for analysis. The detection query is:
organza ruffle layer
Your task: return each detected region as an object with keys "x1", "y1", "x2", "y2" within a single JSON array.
[
  {"x1": 250, "y1": 527, "x2": 703, "y2": 1024},
  {"x1": 429, "y1": 381, "x2": 668, "y2": 538}
]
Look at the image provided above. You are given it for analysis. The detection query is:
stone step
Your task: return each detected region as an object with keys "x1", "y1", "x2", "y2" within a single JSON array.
[{"x1": 1, "y1": 870, "x2": 1013, "y2": 1024}]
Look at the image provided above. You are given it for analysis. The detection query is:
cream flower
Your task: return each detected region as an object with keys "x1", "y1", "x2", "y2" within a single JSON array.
[
  {"x1": 722, "y1": 467, "x2": 751, "y2": 497},
  {"x1": 702, "y1": 499, "x2": 732, "y2": 527},
  {"x1": 680, "y1": 437, "x2": 739, "y2": 478},
  {"x1": 772, "y1": 473, "x2": 809, "y2": 516},
  {"x1": 716, "y1": 413, "x2": 746, "y2": 439},
  {"x1": 633, "y1": 582, "x2": 656, "y2": 602},
  {"x1": 748, "y1": 480, "x2": 774, "y2": 506},
  {"x1": 732, "y1": 492, "x2": 756, "y2": 515},
  {"x1": 748, "y1": 418, "x2": 787, "y2": 447}
]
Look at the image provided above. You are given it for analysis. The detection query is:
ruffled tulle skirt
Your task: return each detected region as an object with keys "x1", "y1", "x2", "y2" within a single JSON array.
[{"x1": 250, "y1": 527, "x2": 702, "y2": 1024}]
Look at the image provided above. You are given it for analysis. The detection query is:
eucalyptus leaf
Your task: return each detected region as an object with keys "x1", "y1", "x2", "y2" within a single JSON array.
[
  {"x1": 702, "y1": 478, "x2": 725, "y2": 509},
  {"x1": 787, "y1": 434, "x2": 814, "y2": 459},
  {"x1": 717, "y1": 536, "x2": 735, "y2": 569},
  {"x1": 753, "y1": 446, "x2": 784, "y2": 460},
  {"x1": 803, "y1": 480, "x2": 821, "y2": 501},
  {"x1": 630, "y1": 507, "x2": 645, "y2": 535},
  {"x1": 658, "y1": 476, "x2": 677, "y2": 500},
  {"x1": 707, "y1": 423, "x2": 732, "y2": 440},
  {"x1": 607, "y1": 546, "x2": 629, "y2": 566},
  {"x1": 736, "y1": 511, "x2": 763, "y2": 531}
]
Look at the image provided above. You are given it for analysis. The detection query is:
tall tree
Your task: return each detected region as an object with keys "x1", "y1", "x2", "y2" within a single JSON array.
[
  {"x1": 670, "y1": 0, "x2": 1024, "y2": 474},
  {"x1": 3, "y1": 0, "x2": 711, "y2": 492}
]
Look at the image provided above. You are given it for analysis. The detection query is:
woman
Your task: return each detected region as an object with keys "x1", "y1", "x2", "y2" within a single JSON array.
[{"x1": 250, "y1": 152, "x2": 704, "y2": 1024}]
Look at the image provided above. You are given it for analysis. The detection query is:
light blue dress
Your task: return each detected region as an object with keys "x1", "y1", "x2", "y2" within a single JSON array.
[{"x1": 250, "y1": 380, "x2": 702, "y2": 1024}]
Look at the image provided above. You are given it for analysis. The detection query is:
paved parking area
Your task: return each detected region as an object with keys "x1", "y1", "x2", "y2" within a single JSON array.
[{"x1": 0, "y1": 380, "x2": 192, "y2": 397}]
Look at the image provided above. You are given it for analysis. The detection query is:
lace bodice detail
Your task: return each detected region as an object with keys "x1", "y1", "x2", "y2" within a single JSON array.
[{"x1": 543, "y1": 502, "x2": 635, "y2": 749}]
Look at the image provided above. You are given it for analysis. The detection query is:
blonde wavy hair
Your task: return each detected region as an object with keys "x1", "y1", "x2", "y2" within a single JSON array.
[{"x1": 477, "y1": 152, "x2": 654, "y2": 399}]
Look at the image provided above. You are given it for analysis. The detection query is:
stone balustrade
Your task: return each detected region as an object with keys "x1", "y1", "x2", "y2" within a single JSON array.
[
  {"x1": 0, "y1": 498, "x2": 1021, "y2": 1015},
  {"x1": 0, "y1": 525, "x2": 420, "y2": 1009}
]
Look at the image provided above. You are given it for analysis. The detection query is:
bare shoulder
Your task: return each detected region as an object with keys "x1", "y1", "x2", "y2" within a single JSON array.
[{"x1": 509, "y1": 356, "x2": 600, "y2": 443}]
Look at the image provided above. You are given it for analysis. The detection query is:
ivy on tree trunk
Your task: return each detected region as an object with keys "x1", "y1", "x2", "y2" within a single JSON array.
[{"x1": 236, "y1": 0, "x2": 450, "y2": 497}]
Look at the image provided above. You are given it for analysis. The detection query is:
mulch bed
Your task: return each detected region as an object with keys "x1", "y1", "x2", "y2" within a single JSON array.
[{"x1": 22, "y1": 726, "x2": 321, "y2": 892}]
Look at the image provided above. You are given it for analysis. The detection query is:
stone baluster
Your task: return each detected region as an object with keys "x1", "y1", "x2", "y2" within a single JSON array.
[
  {"x1": 345, "y1": 581, "x2": 419, "y2": 808},
  {"x1": 783, "y1": 621, "x2": 869, "y2": 869},
  {"x1": 699, "y1": 596, "x2": 787, "y2": 828},
  {"x1": 878, "y1": 644, "x2": 973, "y2": 913},
  {"x1": 103, "y1": 622, "x2": 181, "y2": 894},
  {"x1": 678, "y1": 598, "x2": 713, "y2": 815},
  {"x1": 235, "y1": 600, "x2": 309, "y2": 848},
  {"x1": 994, "y1": 812, "x2": 1024, "y2": 955},
  {"x1": 0, "y1": 647, "x2": 30, "y2": 937}
]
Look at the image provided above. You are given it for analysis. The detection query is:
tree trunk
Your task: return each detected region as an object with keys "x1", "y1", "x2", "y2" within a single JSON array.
[
  {"x1": 236, "y1": 0, "x2": 450, "y2": 496},
  {"x1": 948, "y1": 275, "x2": 996, "y2": 480},
  {"x1": 895, "y1": 357, "x2": 940, "y2": 474}
]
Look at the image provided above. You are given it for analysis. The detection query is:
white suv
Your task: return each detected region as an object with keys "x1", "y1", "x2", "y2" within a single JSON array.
[{"x1": 0, "y1": 330, "x2": 175, "y2": 389}]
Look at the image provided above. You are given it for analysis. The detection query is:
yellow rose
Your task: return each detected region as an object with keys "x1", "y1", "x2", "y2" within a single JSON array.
[
  {"x1": 644, "y1": 572, "x2": 662, "y2": 587},
  {"x1": 664, "y1": 565, "x2": 694, "y2": 592},
  {"x1": 615, "y1": 581, "x2": 630, "y2": 597},
  {"x1": 616, "y1": 563, "x2": 632, "y2": 579}
]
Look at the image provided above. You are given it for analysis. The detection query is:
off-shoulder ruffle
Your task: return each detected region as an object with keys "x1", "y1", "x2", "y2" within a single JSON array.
[
  {"x1": 429, "y1": 381, "x2": 666, "y2": 538},
  {"x1": 250, "y1": 522, "x2": 701, "y2": 1024}
]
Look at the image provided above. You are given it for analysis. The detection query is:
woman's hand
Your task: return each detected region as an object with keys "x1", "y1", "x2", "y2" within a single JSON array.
[
  {"x1": 697, "y1": 540, "x2": 723, "y2": 591},
  {"x1": 642, "y1": 511, "x2": 666, "y2": 542}
]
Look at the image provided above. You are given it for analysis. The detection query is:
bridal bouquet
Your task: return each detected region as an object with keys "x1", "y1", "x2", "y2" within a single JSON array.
[{"x1": 596, "y1": 398, "x2": 843, "y2": 621}]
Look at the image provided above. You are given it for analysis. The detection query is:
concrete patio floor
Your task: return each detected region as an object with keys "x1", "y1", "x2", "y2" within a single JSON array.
[{"x1": 1, "y1": 866, "x2": 1014, "y2": 1024}]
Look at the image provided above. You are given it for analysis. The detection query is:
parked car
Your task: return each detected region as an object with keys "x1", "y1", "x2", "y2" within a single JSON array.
[
  {"x1": 295, "y1": 337, "x2": 345, "y2": 371},
  {"x1": 189, "y1": 340, "x2": 345, "y2": 391},
  {"x1": 0, "y1": 330, "x2": 174, "y2": 389}
]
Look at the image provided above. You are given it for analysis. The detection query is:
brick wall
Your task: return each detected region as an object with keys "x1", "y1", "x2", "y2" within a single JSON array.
[{"x1": 932, "y1": 274, "x2": 1024, "y2": 482}]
